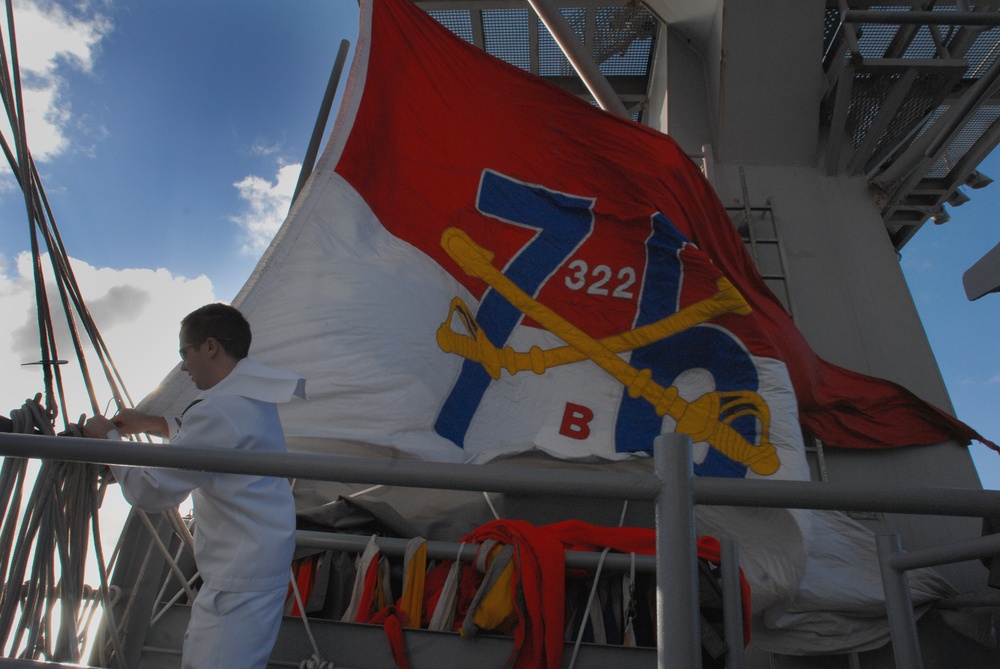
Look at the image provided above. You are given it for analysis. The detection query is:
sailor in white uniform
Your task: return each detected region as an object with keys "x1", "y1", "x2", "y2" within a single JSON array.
[{"x1": 85, "y1": 303, "x2": 305, "y2": 669}]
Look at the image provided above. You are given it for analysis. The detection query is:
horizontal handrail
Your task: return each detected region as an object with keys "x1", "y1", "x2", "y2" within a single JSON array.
[
  {"x1": 888, "y1": 530, "x2": 1000, "y2": 573},
  {"x1": 842, "y1": 9, "x2": 1000, "y2": 27},
  {"x1": 7, "y1": 430, "x2": 1000, "y2": 668},
  {"x1": 694, "y1": 477, "x2": 1000, "y2": 517},
  {"x1": 0, "y1": 433, "x2": 660, "y2": 499},
  {"x1": 3, "y1": 432, "x2": 1000, "y2": 517}
]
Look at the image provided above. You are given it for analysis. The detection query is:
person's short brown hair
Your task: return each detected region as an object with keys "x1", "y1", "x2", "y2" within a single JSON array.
[{"x1": 180, "y1": 303, "x2": 251, "y2": 359}]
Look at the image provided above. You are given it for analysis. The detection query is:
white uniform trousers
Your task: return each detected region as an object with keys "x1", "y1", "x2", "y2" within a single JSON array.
[{"x1": 182, "y1": 583, "x2": 287, "y2": 669}]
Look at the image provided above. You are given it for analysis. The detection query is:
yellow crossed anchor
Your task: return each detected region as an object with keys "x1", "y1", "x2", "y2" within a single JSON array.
[{"x1": 437, "y1": 227, "x2": 780, "y2": 476}]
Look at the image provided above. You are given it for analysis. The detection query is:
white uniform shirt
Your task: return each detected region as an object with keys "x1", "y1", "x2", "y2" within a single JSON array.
[{"x1": 112, "y1": 358, "x2": 306, "y2": 592}]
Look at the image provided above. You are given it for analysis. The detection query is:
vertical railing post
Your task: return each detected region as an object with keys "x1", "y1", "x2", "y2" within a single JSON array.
[
  {"x1": 720, "y1": 537, "x2": 746, "y2": 669},
  {"x1": 654, "y1": 432, "x2": 701, "y2": 669},
  {"x1": 876, "y1": 533, "x2": 924, "y2": 669}
]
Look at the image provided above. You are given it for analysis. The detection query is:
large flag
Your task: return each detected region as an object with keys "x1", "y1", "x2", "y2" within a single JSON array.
[
  {"x1": 146, "y1": 0, "x2": 993, "y2": 467},
  {"x1": 293, "y1": 0, "x2": 991, "y2": 463},
  {"x1": 139, "y1": 0, "x2": 984, "y2": 654}
]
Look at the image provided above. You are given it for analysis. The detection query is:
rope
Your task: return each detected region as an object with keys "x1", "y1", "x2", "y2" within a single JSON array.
[
  {"x1": 148, "y1": 569, "x2": 200, "y2": 628},
  {"x1": 0, "y1": 401, "x2": 95, "y2": 661},
  {"x1": 623, "y1": 552, "x2": 637, "y2": 646},
  {"x1": 299, "y1": 653, "x2": 337, "y2": 669},
  {"x1": 565, "y1": 499, "x2": 632, "y2": 667},
  {"x1": 88, "y1": 504, "x2": 126, "y2": 669},
  {"x1": 0, "y1": 404, "x2": 131, "y2": 666},
  {"x1": 482, "y1": 491, "x2": 501, "y2": 520},
  {"x1": 0, "y1": 1, "x2": 144, "y2": 663},
  {"x1": 289, "y1": 571, "x2": 335, "y2": 669},
  {"x1": 135, "y1": 510, "x2": 198, "y2": 602},
  {"x1": 88, "y1": 475, "x2": 196, "y2": 668},
  {"x1": 566, "y1": 547, "x2": 611, "y2": 669},
  {"x1": 99, "y1": 514, "x2": 159, "y2": 667}
]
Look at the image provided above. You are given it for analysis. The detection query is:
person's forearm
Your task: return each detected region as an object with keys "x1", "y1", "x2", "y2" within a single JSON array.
[
  {"x1": 114, "y1": 409, "x2": 169, "y2": 438},
  {"x1": 143, "y1": 416, "x2": 169, "y2": 438}
]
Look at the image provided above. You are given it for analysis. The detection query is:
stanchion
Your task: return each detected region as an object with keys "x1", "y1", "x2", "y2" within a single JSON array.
[
  {"x1": 721, "y1": 537, "x2": 745, "y2": 669},
  {"x1": 654, "y1": 432, "x2": 700, "y2": 669},
  {"x1": 876, "y1": 533, "x2": 923, "y2": 669}
]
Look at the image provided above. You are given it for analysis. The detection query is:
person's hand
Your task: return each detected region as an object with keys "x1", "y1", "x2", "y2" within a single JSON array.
[
  {"x1": 82, "y1": 415, "x2": 117, "y2": 439},
  {"x1": 111, "y1": 408, "x2": 168, "y2": 437}
]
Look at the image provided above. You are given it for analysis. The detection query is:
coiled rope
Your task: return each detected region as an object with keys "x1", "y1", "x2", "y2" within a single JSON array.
[
  {"x1": 0, "y1": 0, "x2": 140, "y2": 664},
  {"x1": 0, "y1": 399, "x2": 125, "y2": 666}
]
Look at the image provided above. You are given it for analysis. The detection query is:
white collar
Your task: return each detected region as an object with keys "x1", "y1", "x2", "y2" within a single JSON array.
[{"x1": 198, "y1": 358, "x2": 306, "y2": 404}]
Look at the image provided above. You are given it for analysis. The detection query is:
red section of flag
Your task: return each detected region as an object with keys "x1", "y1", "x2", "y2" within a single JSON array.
[{"x1": 334, "y1": 0, "x2": 996, "y2": 452}]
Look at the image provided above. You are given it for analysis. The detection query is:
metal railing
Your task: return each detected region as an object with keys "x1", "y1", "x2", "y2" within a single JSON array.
[{"x1": 2, "y1": 431, "x2": 1000, "y2": 668}]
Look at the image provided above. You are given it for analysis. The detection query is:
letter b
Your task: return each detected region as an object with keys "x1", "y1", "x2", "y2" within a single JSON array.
[{"x1": 559, "y1": 403, "x2": 594, "y2": 440}]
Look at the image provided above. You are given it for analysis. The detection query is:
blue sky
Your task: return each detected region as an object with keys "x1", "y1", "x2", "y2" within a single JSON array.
[
  {"x1": 1, "y1": 0, "x2": 999, "y2": 488},
  {"x1": 29, "y1": 1, "x2": 360, "y2": 299},
  {"x1": 898, "y1": 149, "x2": 1000, "y2": 490},
  {"x1": 0, "y1": 1, "x2": 359, "y2": 420}
]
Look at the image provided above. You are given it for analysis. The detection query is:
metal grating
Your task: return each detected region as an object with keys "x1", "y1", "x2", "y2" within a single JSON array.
[
  {"x1": 537, "y1": 30, "x2": 570, "y2": 76},
  {"x1": 846, "y1": 71, "x2": 895, "y2": 147},
  {"x1": 927, "y1": 104, "x2": 1000, "y2": 178},
  {"x1": 854, "y1": 22, "x2": 903, "y2": 59},
  {"x1": 427, "y1": 9, "x2": 474, "y2": 44},
  {"x1": 912, "y1": 104, "x2": 946, "y2": 143},
  {"x1": 851, "y1": 7, "x2": 962, "y2": 59},
  {"x1": 824, "y1": 7, "x2": 840, "y2": 55},
  {"x1": 538, "y1": 8, "x2": 584, "y2": 76},
  {"x1": 586, "y1": 98, "x2": 642, "y2": 123},
  {"x1": 963, "y1": 26, "x2": 1000, "y2": 78},
  {"x1": 868, "y1": 72, "x2": 946, "y2": 168},
  {"x1": 900, "y1": 25, "x2": 938, "y2": 59},
  {"x1": 822, "y1": 4, "x2": 1000, "y2": 245},
  {"x1": 419, "y1": 2, "x2": 657, "y2": 117},
  {"x1": 836, "y1": 4, "x2": 1000, "y2": 68},
  {"x1": 537, "y1": 6, "x2": 655, "y2": 76},
  {"x1": 483, "y1": 8, "x2": 532, "y2": 72},
  {"x1": 593, "y1": 6, "x2": 655, "y2": 75}
]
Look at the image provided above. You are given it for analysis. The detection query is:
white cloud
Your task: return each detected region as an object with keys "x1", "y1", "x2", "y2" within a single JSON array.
[
  {"x1": 249, "y1": 139, "x2": 282, "y2": 157},
  {"x1": 231, "y1": 162, "x2": 300, "y2": 255},
  {"x1": 0, "y1": 252, "x2": 212, "y2": 592},
  {"x1": 0, "y1": 0, "x2": 111, "y2": 162},
  {"x1": 0, "y1": 251, "x2": 215, "y2": 423}
]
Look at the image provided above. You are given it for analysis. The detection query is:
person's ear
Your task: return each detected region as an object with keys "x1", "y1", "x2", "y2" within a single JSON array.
[{"x1": 204, "y1": 337, "x2": 219, "y2": 357}]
